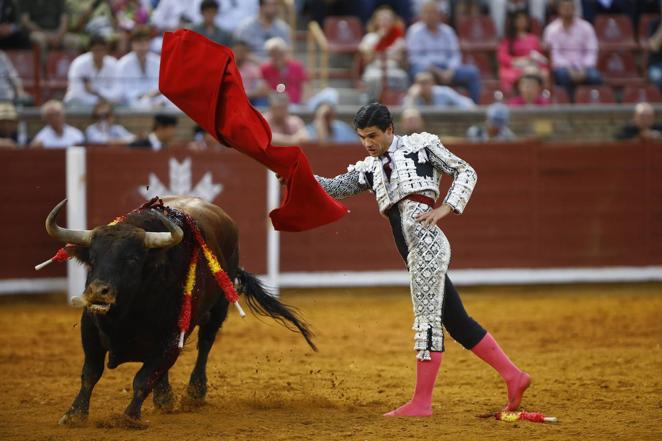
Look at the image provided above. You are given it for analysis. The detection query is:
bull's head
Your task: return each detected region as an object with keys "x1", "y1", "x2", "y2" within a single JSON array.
[{"x1": 45, "y1": 199, "x2": 183, "y2": 315}]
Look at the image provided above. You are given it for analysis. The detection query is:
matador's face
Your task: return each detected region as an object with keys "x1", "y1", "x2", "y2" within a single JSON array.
[{"x1": 356, "y1": 125, "x2": 394, "y2": 157}]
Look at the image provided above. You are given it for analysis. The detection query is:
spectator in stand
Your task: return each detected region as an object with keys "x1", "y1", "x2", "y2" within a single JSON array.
[
  {"x1": 497, "y1": 9, "x2": 549, "y2": 93},
  {"x1": 113, "y1": 0, "x2": 151, "y2": 54},
  {"x1": 0, "y1": 50, "x2": 28, "y2": 103},
  {"x1": 117, "y1": 26, "x2": 168, "y2": 109},
  {"x1": 486, "y1": 0, "x2": 583, "y2": 38},
  {"x1": 466, "y1": 102, "x2": 517, "y2": 141},
  {"x1": 260, "y1": 37, "x2": 307, "y2": 105},
  {"x1": 233, "y1": 40, "x2": 270, "y2": 107},
  {"x1": 507, "y1": 71, "x2": 551, "y2": 106},
  {"x1": 306, "y1": 91, "x2": 357, "y2": 143},
  {"x1": 149, "y1": 0, "x2": 193, "y2": 52},
  {"x1": 543, "y1": 0, "x2": 601, "y2": 97},
  {"x1": 64, "y1": 35, "x2": 120, "y2": 108},
  {"x1": 0, "y1": 101, "x2": 19, "y2": 148},
  {"x1": 0, "y1": 0, "x2": 30, "y2": 49},
  {"x1": 85, "y1": 101, "x2": 136, "y2": 145},
  {"x1": 614, "y1": 102, "x2": 662, "y2": 140},
  {"x1": 263, "y1": 92, "x2": 309, "y2": 146},
  {"x1": 405, "y1": 1, "x2": 481, "y2": 103},
  {"x1": 66, "y1": 0, "x2": 118, "y2": 49},
  {"x1": 359, "y1": 6, "x2": 409, "y2": 101},
  {"x1": 188, "y1": 125, "x2": 227, "y2": 150},
  {"x1": 189, "y1": 0, "x2": 258, "y2": 34},
  {"x1": 403, "y1": 71, "x2": 476, "y2": 108},
  {"x1": 31, "y1": 100, "x2": 84, "y2": 149},
  {"x1": 580, "y1": 0, "x2": 634, "y2": 26},
  {"x1": 234, "y1": 0, "x2": 291, "y2": 58},
  {"x1": 192, "y1": 0, "x2": 233, "y2": 46},
  {"x1": 400, "y1": 106, "x2": 426, "y2": 135},
  {"x1": 20, "y1": 0, "x2": 82, "y2": 53},
  {"x1": 129, "y1": 113, "x2": 178, "y2": 150}
]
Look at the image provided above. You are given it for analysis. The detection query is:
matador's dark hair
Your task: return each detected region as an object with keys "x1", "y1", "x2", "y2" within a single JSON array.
[{"x1": 353, "y1": 102, "x2": 393, "y2": 131}]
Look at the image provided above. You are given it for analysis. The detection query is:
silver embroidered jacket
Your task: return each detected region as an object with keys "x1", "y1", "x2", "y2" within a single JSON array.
[{"x1": 315, "y1": 132, "x2": 477, "y2": 214}]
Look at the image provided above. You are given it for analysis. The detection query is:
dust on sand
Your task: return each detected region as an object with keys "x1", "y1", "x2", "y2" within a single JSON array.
[{"x1": 0, "y1": 284, "x2": 661, "y2": 441}]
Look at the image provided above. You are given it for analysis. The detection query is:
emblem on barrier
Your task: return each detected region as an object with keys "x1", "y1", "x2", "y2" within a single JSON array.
[{"x1": 139, "y1": 158, "x2": 223, "y2": 202}]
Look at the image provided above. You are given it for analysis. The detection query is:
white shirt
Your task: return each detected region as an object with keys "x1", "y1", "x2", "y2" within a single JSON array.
[
  {"x1": 150, "y1": 0, "x2": 188, "y2": 29},
  {"x1": 64, "y1": 52, "x2": 120, "y2": 106},
  {"x1": 33, "y1": 125, "x2": 85, "y2": 149},
  {"x1": 85, "y1": 122, "x2": 135, "y2": 144},
  {"x1": 148, "y1": 132, "x2": 163, "y2": 151},
  {"x1": 116, "y1": 51, "x2": 160, "y2": 106}
]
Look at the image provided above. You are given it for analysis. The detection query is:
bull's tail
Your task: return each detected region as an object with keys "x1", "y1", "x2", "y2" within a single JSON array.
[{"x1": 236, "y1": 268, "x2": 317, "y2": 351}]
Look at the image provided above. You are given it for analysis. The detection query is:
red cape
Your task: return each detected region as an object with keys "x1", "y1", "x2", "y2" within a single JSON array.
[{"x1": 159, "y1": 29, "x2": 348, "y2": 231}]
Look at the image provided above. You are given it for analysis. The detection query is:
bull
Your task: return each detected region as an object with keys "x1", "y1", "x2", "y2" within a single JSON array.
[{"x1": 45, "y1": 196, "x2": 315, "y2": 427}]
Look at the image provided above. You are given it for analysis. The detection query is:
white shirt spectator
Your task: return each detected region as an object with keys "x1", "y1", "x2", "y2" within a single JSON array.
[
  {"x1": 189, "y1": 0, "x2": 259, "y2": 33},
  {"x1": 64, "y1": 52, "x2": 120, "y2": 107},
  {"x1": 150, "y1": 0, "x2": 189, "y2": 30},
  {"x1": 116, "y1": 51, "x2": 161, "y2": 108},
  {"x1": 85, "y1": 122, "x2": 136, "y2": 144},
  {"x1": 33, "y1": 125, "x2": 84, "y2": 149}
]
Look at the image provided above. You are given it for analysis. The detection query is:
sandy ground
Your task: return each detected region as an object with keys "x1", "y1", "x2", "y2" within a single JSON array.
[{"x1": 0, "y1": 283, "x2": 661, "y2": 441}]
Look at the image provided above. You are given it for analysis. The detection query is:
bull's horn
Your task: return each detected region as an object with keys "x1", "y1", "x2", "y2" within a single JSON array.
[
  {"x1": 143, "y1": 210, "x2": 183, "y2": 249},
  {"x1": 45, "y1": 199, "x2": 93, "y2": 246}
]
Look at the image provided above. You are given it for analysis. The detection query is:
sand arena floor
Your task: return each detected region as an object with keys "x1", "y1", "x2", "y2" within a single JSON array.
[{"x1": 0, "y1": 283, "x2": 661, "y2": 441}]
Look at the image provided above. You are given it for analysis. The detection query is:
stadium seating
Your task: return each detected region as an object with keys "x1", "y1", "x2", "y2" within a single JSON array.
[
  {"x1": 575, "y1": 85, "x2": 617, "y2": 104},
  {"x1": 594, "y1": 14, "x2": 637, "y2": 50},
  {"x1": 457, "y1": 15, "x2": 498, "y2": 52},
  {"x1": 621, "y1": 84, "x2": 662, "y2": 103},
  {"x1": 462, "y1": 51, "x2": 498, "y2": 87},
  {"x1": 44, "y1": 51, "x2": 78, "y2": 101},
  {"x1": 5, "y1": 48, "x2": 41, "y2": 104},
  {"x1": 597, "y1": 50, "x2": 646, "y2": 87},
  {"x1": 322, "y1": 16, "x2": 364, "y2": 54},
  {"x1": 549, "y1": 86, "x2": 570, "y2": 104}
]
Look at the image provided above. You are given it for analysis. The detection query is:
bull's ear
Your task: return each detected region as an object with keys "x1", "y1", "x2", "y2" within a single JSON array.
[{"x1": 65, "y1": 245, "x2": 90, "y2": 265}]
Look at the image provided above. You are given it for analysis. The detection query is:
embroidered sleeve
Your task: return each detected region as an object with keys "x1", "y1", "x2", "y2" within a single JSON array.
[
  {"x1": 314, "y1": 169, "x2": 370, "y2": 200},
  {"x1": 426, "y1": 140, "x2": 477, "y2": 214}
]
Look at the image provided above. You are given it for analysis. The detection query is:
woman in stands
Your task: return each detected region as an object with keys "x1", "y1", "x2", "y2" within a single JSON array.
[
  {"x1": 497, "y1": 9, "x2": 549, "y2": 93},
  {"x1": 358, "y1": 6, "x2": 409, "y2": 101}
]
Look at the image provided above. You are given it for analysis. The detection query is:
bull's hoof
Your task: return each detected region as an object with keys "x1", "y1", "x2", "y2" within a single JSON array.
[
  {"x1": 153, "y1": 390, "x2": 176, "y2": 413},
  {"x1": 186, "y1": 382, "x2": 207, "y2": 402},
  {"x1": 58, "y1": 411, "x2": 88, "y2": 427},
  {"x1": 179, "y1": 393, "x2": 206, "y2": 412},
  {"x1": 96, "y1": 413, "x2": 148, "y2": 430}
]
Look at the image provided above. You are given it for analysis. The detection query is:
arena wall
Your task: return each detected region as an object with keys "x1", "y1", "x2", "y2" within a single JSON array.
[{"x1": 1, "y1": 140, "x2": 661, "y2": 294}]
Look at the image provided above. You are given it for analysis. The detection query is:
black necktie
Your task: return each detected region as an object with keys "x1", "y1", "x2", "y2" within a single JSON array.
[{"x1": 383, "y1": 152, "x2": 392, "y2": 180}]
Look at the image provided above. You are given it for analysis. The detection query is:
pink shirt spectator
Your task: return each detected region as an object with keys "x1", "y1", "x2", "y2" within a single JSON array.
[
  {"x1": 260, "y1": 59, "x2": 308, "y2": 104},
  {"x1": 507, "y1": 95, "x2": 550, "y2": 106},
  {"x1": 543, "y1": 17, "x2": 598, "y2": 70},
  {"x1": 497, "y1": 34, "x2": 547, "y2": 92}
]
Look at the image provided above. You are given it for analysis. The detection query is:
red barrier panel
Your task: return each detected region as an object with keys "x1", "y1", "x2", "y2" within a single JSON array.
[{"x1": 2, "y1": 140, "x2": 661, "y2": 288}]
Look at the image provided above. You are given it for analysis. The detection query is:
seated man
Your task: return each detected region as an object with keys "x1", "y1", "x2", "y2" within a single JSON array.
[
  {"x1": 0, "y1": 0, "x2": 30, "y2": 49},
  {"x1": 129, "y1": 114, "x2": 178, "y2": 150},
  {"x1": 403, "y1": 72, "x2": 475, "y2": 108},
  {"x1": 263, "y1": 92, "x2": 309, "y2": 146},
  {"x1": 0, "y1": 50, "x2": 29, "y2": 103},
  {"x1": 614, "y1": 102, "x2": 662, "y2": 140},
  {"x1": 117, "y1": 26, "x2": 169, "y2": 109},
  {"x1": 20, "y1": 0, "x2": 82, "y2": 52},
  {"x1": 0, "y1": 102, "x2": 19, "y2": 148},
  {"x1": 466, "y1": 103, "x2": 517, "y2": 142},
  {"x1": 64, "y1": 35, "x2": 120, "y2": 108},
  {"x1": 85, "y1": 102, "x2": 136, "y2": 145},
  {"x1": 192, "y1": 0, "x2": 233, "y2": 46},
  {"x1": 543, "y1": 0, "x2": 601, "y2": 96},
  {"x1": 306, "y1": 100, "x2": 358, "y2": 144},
  {"x1": 405, "y1": 1, "x2": 481, "y2": 103},
  {"x1": 400, "y1": 106, "x2": 426, "y2": 135},
  {"x1": 234, "y1": 0, "x2": 291, "y2": 58},
  {"x1": 233, "y1": 40, "x2": 270, "y2": 107},
  {"x1": 31, "y1": 100, "x2": 84, "y2": 149}
]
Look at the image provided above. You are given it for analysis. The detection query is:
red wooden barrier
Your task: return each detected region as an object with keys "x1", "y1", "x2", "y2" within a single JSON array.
[{"x1": 2, "y1": 140, "x2": 661, "y2": 288}]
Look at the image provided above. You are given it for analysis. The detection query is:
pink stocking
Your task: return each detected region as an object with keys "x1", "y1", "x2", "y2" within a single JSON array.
[{"x1": 384, "y1": 352, "x2": 443, "y2": 417}]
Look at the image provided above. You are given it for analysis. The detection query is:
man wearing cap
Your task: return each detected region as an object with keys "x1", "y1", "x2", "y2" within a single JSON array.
[
  {"x1": 466, "y1": 103, "x2": 517, "y2": 142},
  {"x1": 310, "y1": 102, "x2": 530, "y2": 417}
]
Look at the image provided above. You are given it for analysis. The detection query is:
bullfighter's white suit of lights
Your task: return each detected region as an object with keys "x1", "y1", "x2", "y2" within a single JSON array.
[{"x1": 315, "y1": 132, "x2": 477, "y2": 360}]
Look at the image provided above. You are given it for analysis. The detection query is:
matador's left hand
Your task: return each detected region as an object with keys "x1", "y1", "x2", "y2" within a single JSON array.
[{"x1": 416, "y1": 203, "x2": 453, "y2": 226}]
